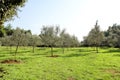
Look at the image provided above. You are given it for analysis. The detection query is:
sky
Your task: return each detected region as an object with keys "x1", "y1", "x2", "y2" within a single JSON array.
[{"x1": 5, "y1": 0, "x2": 120, "y2": 41}]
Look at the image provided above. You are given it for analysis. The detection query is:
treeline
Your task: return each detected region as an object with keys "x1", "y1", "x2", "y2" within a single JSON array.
[
  {"x1": 0, "y1": 24, "x2": 80, "y2": 56},
  {"x1": 81, "y1": 21, "x2": 120, "y2": 50},
  {"x1": 0, "y1": 21, "x2": 120, "y2": 55}
]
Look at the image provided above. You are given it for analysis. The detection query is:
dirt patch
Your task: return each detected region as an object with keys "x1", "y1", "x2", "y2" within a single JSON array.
[
  {"x1": 1, "y1": 59, "x2": 21, "y2": 64},
  {"x1": 67, "y1": 76, "x2": 75, "y2": 80},
  {"x1": 103, "y1": 69, "x2": 120, "y2": 75}
]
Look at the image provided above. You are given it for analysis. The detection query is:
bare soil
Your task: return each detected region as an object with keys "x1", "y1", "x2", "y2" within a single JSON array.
[
  {"x1": 1, "y1": 59, "x2": 21, "y2": 64},
  {"x1": 67, "y1": 76, "x2": 75, "y2": 80},
  {"x1": 103, "y1": 69, "x2": 120, "y2": 75}
]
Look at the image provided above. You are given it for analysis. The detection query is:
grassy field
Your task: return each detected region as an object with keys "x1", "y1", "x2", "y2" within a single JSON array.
[{"x1": 0, "y1": 47, "x2": 120, "y2": 80}]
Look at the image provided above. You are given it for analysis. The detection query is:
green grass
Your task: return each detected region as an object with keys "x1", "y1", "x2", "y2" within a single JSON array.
[{"x1": 0, "y1": 46, "x2": 120, "y2": 80}]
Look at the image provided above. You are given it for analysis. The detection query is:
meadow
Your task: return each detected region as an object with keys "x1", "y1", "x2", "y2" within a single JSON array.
[{"x1": 0, "y1": 47, "x2": 120, "y2": 80}]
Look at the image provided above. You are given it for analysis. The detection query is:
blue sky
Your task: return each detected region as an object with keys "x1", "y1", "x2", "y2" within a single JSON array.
[{"x1": 5, "y1": 0, "x2": 120, "y2": 41}]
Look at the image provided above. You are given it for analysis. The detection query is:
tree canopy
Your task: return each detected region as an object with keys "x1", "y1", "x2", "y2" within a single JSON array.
[
  {"x1": 82, "y1": 21, "x2": 104, "y2": 53},
  {"x1": 0, "y1": 0, "x2": 27, "y2": 26}
]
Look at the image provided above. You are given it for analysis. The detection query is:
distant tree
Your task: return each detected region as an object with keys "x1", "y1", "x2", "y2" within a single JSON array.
[
  {"x1": 0, "y1": 24, "x2": 14, "y2": 37},
  {"x1": 104, "y1": 24, "x2": 120, "y2": 48},
  {"x1": 0, "y1": 36, "x2": 10, "y2": 46},
  {"x1": 81, "y1": 36, "x2": 89, "y2": 47},
  {"x1": 59, "y1": 29, "x2": 68, "y2": 53},
  {"x1": 63, "y1": 34, "x2": 72, "y2": 48},
  {"x1": 30, "y1": 34, "x2": 41, "y2": 53},
  {"x1": 11, "y1": 27, "x2": 25, "y2": 56},
  {"x1": 0, "y1": 0, "x2": 27, "y2": 27},
  {"x1": 59, "y1": 29, "x2": 80, "y2": 53},
  {"x1": 39, "y1": 25, "x2": 60, "y2": 56},
  {"x1": 4, "y1": 24, "x2": 13, "y2": 36},
  {"x1": 22, "y1": 30, "x2": 32, "y2": 47},
  {"x1": 0, "y1": 35, "x2": 15, "y2": 53},
  {"x1": 86, "y1": 20, "x2": 104, "y2": 53},
  {"x1": 0, "y1": 25, "x2": 5, "y2": 37},
  {"x1": 70, "y1": 35, "x2": 80, "y2": 47}
]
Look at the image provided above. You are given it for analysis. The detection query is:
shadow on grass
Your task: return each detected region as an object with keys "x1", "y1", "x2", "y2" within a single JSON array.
[
  {"x1": 102, "y1": 49, "x2": 120, "y2": 53},
  {"x1": 0, "y1": 67, "x2": 8, "y2": 78},
  {"x1": 33, "y1": 53, "x2": 46, "y2": 56},
  {"x1": 78, "y1": 49, "x2": 90, "y2": 52},
  {"x1": 37, "y1": 48, "x2": 46, "y2": 50},
  {"x1": 0, "y1": 50, "x2": 31, "y2": 55},
  {"x1": 0, "y1": 55, "x2": 6, "y2": 57},
  {"x1": 17, "y1": 50, "x2": 31, "y2": 53},
  {"x1": 113, "y1": 54, "x2": 120, "y2": 57},
  {"x1": 20, "y1": 57, "x2": 32, "y2": 61},
  {"x1": 109, "y1": 49, "x2": 120, "y2": 52},
  {"x1": 62, "y1": 53, "x2": 89, "y2": 57}
]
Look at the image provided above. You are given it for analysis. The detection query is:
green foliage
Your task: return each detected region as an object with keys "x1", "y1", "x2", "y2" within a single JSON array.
[
  {"x1": 40, "y1": 25, "x2": 60, "y2": 47},
  {"x1": 39, "y1": 26, "x2": 79, "y2": 55},
  {"x1": 60, "y1": 30, "x2": 79, "y2": 48},
  {"x1": 87, "y1": 21, "x2": 104, "y2": 46},
  {"x1": 104, "y1": 24, "x2": 120, "y2": 48},
  {"x1": 39, "y1": 25, "x2": 61, "y2": 56},
  {"x1": 4, "y1": 24, "x2": 13, "y2": 36},
  {"x1": 30, "y1": 34, "x2": 41, "y2": 53},
  {"x1": 0, "y1": 25, "x2": 5, "y2": 37},
  {"x1": 0, "y1": 0, "x2": 27, "y2": 25},
  {"x1": 82, "y1": 21, "x2": 104, "y2": 53},
  {"x1": 0, "y1": 24, "x2": 13, "y2": 37},
  {"x1": 82, "y1": 22, "x2": 120, "y2": 49}
]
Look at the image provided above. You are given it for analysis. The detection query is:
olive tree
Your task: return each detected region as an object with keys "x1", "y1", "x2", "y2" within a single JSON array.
[
  {"x1": 59, "y1": 30, "x2": 76, "y2": 53},
  {"x1": 30, "y1": 34, "x2": 41, "y2": 53},
  {"x1": 0, "y1": 35, "x2": 15, "y2": 54},
  {"x1": 11, "y1": 27, "x2": 25, "y2": 55},
  {"x1": 39, "y1": 25, "x2": 60, "y2": 56},
  {"x1": 70, "y1": 35, "x2": 80, "y2": 47},
  {"x1": 86, "y1": 21, "x2": 104, "y2": 53},
  {"x1": 59, "y1": 29, "x2": 68, "y2": 53},
  {"x1": 105, "y1": 24, "x2": 120, "y2": 48}
]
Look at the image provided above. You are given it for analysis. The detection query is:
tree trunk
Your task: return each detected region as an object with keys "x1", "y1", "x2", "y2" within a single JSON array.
[
  {"x1": 23, "y1": 46, "x2": 26, "y2": 50},
  {"x1": 9, "y1": 45, "x2": 12, "y2": 54},
  {"x1": 67, "y1": 47, "x2": 69, "y2": 51},
  {"x1": 96, "y1": 46, "x2": 99, "y2": 53},
  {"x1": 51, "y1": 46, "x2": 53, "y2": 56},
  {"x1": 94, "y1": 47, "x2": 96, "y2": 51},
  {"x1": 15, "y1": 42, "x2": 19, "y2": 59},
  {"x1": 32, "y1": 45, "x2": 35, "y2": 53},
  {"x1": 15, "y1": 45, "x2": 19, "y2": 55},
  {"x1": 62, "y1": 46, "x2": 64, "y2": 54}
]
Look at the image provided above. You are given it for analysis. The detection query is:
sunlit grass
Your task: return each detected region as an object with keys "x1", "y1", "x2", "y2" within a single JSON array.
[{"x1": 0, "y1": 46, "x2": 120, "y2": 80}]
